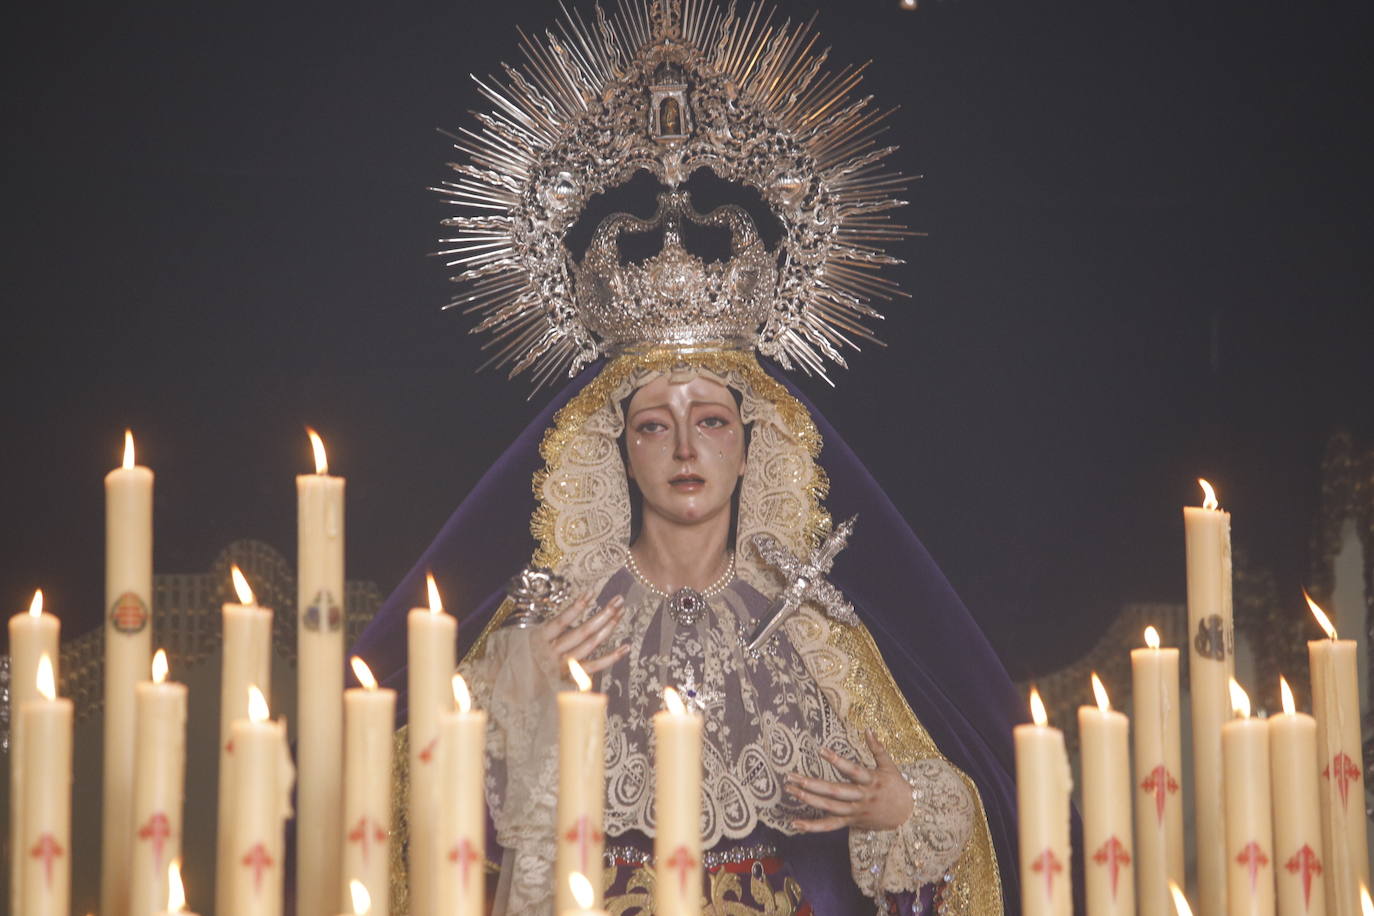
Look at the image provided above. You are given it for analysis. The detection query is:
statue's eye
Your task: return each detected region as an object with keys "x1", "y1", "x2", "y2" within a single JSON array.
[
  {"x1": 699, "y1": 415, "x2": 729, "y2": 428},
  {"x1": 636, "y1": 420, "x2": 667, "y2": 434}
]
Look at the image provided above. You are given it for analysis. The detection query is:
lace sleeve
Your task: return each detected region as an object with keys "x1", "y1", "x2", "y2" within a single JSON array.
[
  {"x1": 461, "y1": 626, "x2": 563, "y2": 915},
  {"x1": 849, "y1": 758, "x2": 976, "y2": 903}
]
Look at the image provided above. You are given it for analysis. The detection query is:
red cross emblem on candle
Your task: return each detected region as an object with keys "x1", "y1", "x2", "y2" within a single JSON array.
[
  {"x1": 137, "y1": 811, "x2": 172, "y2": 868},
  {"x1": 448, "y1": 837, "x2": 481, "y2": 890},
  {"x1": 348, "y1": 816, "x2": 388, "y2": 866},
  {"x1": 29, "y1": 833, "x2": 64, "y2": 889},
  {"x1": 664, "y1": 845, "x2": 698, "y2": 897},
  {"x1": 563, "y1": 815, "x2": 605, "y2": 874},
  {"x1": 1236, "y1": 841, "x2": 1270, "y2": 893},
  {"x1": 1283, "y1": 844, "x2": 1323, "y2": 909},
  {"x1": 241, "y1": 842, "x2": 275, "y2": 895},
  {"x1": 1322, "y1": 751, "x2": 1362, "y2": 809},
  {"x1": 418, "y1": 735, "x2": 439, "y2": 765},
  {"x1": 1030, "y1": 848, "x2": 1064, "y2": 902},
  {"x1": 1139, "y1": 764, "x2": 1180, "y2": 825},
  {"x1": 1091, "y1": 836, "x2": 1132, "y2": 900}
]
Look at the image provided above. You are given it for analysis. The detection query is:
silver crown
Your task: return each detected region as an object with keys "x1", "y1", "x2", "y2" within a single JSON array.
[
  {"x1": 435, "y1": 0, "x2": 910, "y2": 389},
  {"x1": 575, "y1": 191, "x2": 775, "y2": 354}
]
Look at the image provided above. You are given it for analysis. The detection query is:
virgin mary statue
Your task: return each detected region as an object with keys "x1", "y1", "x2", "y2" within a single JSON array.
[{"x1": 352, "y1": 2, "x2": 1025, "y2": 913}]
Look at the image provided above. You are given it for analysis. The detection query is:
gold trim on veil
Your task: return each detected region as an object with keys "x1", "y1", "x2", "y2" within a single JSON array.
[{"x1": 451, "y1": 349, "x2": 1002, "y2": 914}]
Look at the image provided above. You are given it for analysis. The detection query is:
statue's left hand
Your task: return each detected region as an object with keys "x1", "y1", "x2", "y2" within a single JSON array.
[{"x1": 785, "y1": 729, "x2": 914, "y2": 832}]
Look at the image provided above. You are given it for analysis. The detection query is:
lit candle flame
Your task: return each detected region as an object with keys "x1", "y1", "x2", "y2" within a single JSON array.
[
  {"x1": 1029, "y1": 686, "x2": 1048, "y2": 727},
  {"x1": 1144, "y1": 625, "x2": 1160, "y2": 649},
  {"x1": 1169, "y1": 881, "x2": 1195, "y2": 916},
  {"x1": 36, "y1": 654, "x2": 56, "y2": 701},
  {"x1": 426, "y1": 571, "x2": 443, "y2": 615},
  {"x1": 569, "y1": 871, "x2": 595, "y2": 909},
  {"x1": 350, "y1": 656, "x2": 378, "y2": 690},
  {"x1": 1359, "y1": 884, "x2": 1372, "y2": 916},
  {"x1": 1198, "y1": 478, "x2": 1218, "y2": 511},
  {"x1": 1303, "y1": 589, "x2": 1337, "y2": 639},
  {"x1": 167, "y1": 859, "x2": 186, "y2": 912},
  {"x1": 1091, "y1": 672, "x2": 1111, "y2": 712},
  {"x1": 152, "y1": 649, "x2": 169, "y2": 685},
  {"x1": 306, "y1": 427, "x2": 329, "y2": 475},
  {"x1": 452, "y1": 673, "x2": 472, "y2": 713},
  {"x1": 248, "y1": 684, "x2": 269, "y2": 723},
  {"x1": 1228, "y1": 678, "x2": 1251, "y2": 719},
  {"x1": 663, "y1": 686, "x2": 686, "y2": 715},
  {"x1": 349, "y1": 879, "x2": 371, "y2": 915},
  {"x1": 123, "y1": 429, "x2": 136, "y2": 469},
  {"x1": 568, "y1": 657, "x2": 592, "y2": 692},
  {"x1": 1280, "y1": 675, "x2": 1295, "y2": 716},
  {"x1": 28, "y1": 588, "x2": 43, "y2": 617},
  {"x1": 230, "y1": 565, "x2": 255, "y2": 606}
]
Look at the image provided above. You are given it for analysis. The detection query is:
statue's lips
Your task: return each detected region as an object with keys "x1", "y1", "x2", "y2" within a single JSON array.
[{"x1": 670, "y1": 474, "x2": 705, "y2": 490}]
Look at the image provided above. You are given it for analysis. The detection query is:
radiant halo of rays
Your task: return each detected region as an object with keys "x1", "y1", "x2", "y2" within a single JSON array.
[{"x1": 434, "y1": 0, "x2": 912, "y2": 391}]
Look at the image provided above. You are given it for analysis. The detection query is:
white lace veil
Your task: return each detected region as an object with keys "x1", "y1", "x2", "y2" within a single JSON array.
[{"x1": 526, "y1": 348, "x2": 832, "y2": 595}]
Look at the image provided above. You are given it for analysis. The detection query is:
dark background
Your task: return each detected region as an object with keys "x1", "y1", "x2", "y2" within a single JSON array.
[{"x1": 2, "y1": 0, "x2": 1370, "y2": 679}]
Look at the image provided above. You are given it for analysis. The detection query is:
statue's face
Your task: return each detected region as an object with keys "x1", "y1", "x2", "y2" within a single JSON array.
[{"x1": 625, "y1": 374, "x2": 747, "y2": 529}]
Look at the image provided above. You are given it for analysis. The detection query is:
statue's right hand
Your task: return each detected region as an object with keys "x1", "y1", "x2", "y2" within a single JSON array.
[{"x1": 532, "y1": 592, "x2": 628, "y2": 682}]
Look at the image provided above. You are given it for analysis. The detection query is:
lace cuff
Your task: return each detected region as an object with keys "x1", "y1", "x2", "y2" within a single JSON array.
[
  {"x1": 849, "y1": 758, "x2": 975, "y2": 903},
  {"x1": 462, "y1": 627, "x2": 563, "y2": 915}
]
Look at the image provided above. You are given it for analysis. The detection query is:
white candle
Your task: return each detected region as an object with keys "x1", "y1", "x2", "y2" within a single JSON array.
[
  {"x1": 1269, "y1": 676, "x2": 1326, "y2": 916},
  {"x1": 654, "y1": 687, "x2": 703, "y2": 916},
  {"x1": 1132, "y1": 626, "x2": 1185, "y2": 916},
  {"x1": 1080, "y1": 673, "x2": 1135, "y2": 916},
  {"x1": 342, "y1": 657, "x2": 395, "y2": 916},
  {"x1": 1306, "y1": 593, "x2": 1370, "y2": 916},
  {"x1": 1016, "y1": 687, "x2": 1073, "y2": 916},
  {"x1": 216, "y1": 567, "x2": 274, "y2": 916},
  {"x1": 562, "y1": 872, "x2": 610, "y2": 916},
  {"x1": 1184, "y1": 479, "x2": 1235, "y2": 916},
  {"x1": 104, "y1": 429, "x2": 155, "y2": 916},
  {"x1": 19, "y1": 655, "x2": 73, "y2": 916},
  {"x1": 130, "y1": 649, "x2": 189, "y2": 916},
  {"x1": 1222, "y1": 680, "x2": 1275, "y2": 916},
  {"x1": 408, "y1": 572, "x2": 457, "y2": 916},
  {"x1": 156, "y1": 860, "x2": 201, "y2": 916},
  {"x1": 8, "y1": 589, "x2": 58, "y2": 914},
  {"x1": 227, "y1": 685, "x2": 295, "y2": 916},
  {"x1": 556, "y1": 659, "x2": 607, "y2": 913},
  {"x1": 436, "y1": 674, "x2": 487, "y2": 915},
  {"x1": 298, "y1": 427, "x2": 346, "y2": 916}
]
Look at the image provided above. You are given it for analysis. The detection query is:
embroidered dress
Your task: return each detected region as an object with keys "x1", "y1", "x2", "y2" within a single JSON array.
[
  {"x1": 464, "y1": 567, "x2": 977, "y2": 914},
  {"x1": 442, "y1": 353, "x2": 998, "y2": 915}
]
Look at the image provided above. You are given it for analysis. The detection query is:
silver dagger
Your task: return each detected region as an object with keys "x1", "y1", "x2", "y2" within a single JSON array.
[{"x1": 744, "y1": 514, "x2": 858, "y2": 655}]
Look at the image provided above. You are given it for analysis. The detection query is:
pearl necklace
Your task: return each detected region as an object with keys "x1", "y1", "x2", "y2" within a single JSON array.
[{"x1": 627, "y1": 550, "x2": 735, "y2": 627}]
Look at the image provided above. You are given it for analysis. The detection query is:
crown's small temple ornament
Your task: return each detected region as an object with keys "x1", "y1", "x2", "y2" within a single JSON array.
[{"x1": 435, "y1": 0, "x2": 910, "y2": 389}]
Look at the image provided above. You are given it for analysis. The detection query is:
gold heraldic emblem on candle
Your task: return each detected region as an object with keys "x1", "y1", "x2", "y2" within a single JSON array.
[{"x1": 110, "y1": 591, "x2": 149, "y2": 634}]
